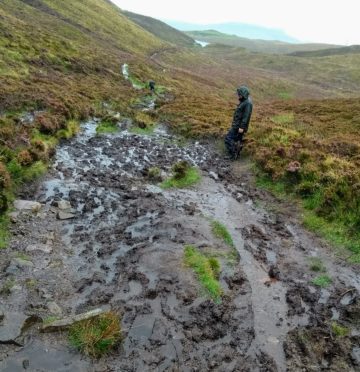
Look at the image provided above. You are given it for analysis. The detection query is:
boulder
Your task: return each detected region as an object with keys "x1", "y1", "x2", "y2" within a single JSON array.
[
  {"x1": 57, "y1": 211, "x2": 75, "y2": 220},
  {"x1": 0, "y1": 312, "x2": 28, "y2": 344},
  {"x1": 14, "y1": 200, "x2": 41, "y2": 211},
  {"x1": 41, "y1": 308, "x2": 105, "y2": 332}
]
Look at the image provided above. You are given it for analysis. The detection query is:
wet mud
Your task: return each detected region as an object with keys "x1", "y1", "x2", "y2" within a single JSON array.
[{"x1": 0, "y1": 110, "x2": 359, "y2": 371}]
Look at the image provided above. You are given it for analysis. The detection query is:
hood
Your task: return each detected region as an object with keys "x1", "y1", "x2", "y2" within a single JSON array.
[{"x1": 237, "y1": 86, "x2": 250, "y2": 99}]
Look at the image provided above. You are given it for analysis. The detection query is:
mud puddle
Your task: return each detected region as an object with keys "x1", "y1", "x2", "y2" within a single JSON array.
[{"x1": 1, "y1": 111, "x2": 359, "y2": 371}]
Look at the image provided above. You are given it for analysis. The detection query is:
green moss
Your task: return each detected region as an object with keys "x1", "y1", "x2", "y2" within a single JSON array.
[
  {"x1": 129, "y1": 125, "x2": 155, "y2": 135},
  {"x1": 68, "y1": 311, "x2": 121, "y2": 358},
  {"x1": 96, "y1": 120, "x2": 118, "y2": 134},
  {"x1": 331, "y1": 322, "x2": 350, "y2": 337},
  {"x1": 161, "y1": 167, "x2": 201, "y2": 189},
  {"x1": 311, "y1": 274, "x2": 332, "y2": 288},
  {"x1": 184, "y1": 245, "x2": 222, "y2": 302}
]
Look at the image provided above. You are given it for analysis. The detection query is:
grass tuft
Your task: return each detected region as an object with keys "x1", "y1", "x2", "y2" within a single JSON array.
[
  {"x1": 184, "y1": 245, "x2": 222, "y2": 302},
  {"x1": 308, "y1": 257, "x2": 326, "y2": 272},
  {"x1": 311, "y1": 274, "x2": 332, "y2": 288},
  {"x1": 68, "y1": 311, "x2": 121, "y2": 358},
  {"x1": 211, "y1": 221, "x2": 235, "y2": 248},
  {"x1": 161, "y1": 167, "x2": 201, "y2": 189}
]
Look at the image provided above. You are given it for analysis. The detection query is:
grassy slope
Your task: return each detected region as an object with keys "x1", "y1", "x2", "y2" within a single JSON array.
[
  {"x1": 0, "y1": 0, "x2": 168, "y2": 224},
  {"x1": 185, "y1": 30, "x2": 340, "y2": 54},
  {"x1": 290, "y1": 45, "x2": 360, "y2": 57},
  {"x1": 123, "y1": 10, "x2": 195, "y2": 47}
]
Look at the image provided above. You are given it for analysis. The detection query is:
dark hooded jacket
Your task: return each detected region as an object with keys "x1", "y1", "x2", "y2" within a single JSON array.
[{"x1": 231, "y1": 86, "x2": 253, "y2": 132}]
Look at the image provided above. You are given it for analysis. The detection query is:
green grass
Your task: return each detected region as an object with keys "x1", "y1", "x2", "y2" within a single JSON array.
[
  {"x1": 331, "y1": 322, "x2": 350, "y2": 337},
  {"x1": 256, "y1": 170, "x2": 360, "y2": 263},
  {"x1": 211, "y1": 220, "x2": 235, "y2": 248},
  {"x1": 271, "y1": 113, "x2": 295, "y2": 125},
  {"x1": 311, "y1": 274, "x2": 332, "y2": 288},
  {"x1": 303, "y1": 212, "x2": 360, "y2": 263},
  {"x1": 43, "y1": 316, "x2": 60, "y2": 325},
  {"x1": 308, "y1": 257, "x2": 326, "y2": 272},
  {"x1": 0, "y1": 277, "x2": 15, "y2": 295},
  {"x1": 0, "y1": 214, "x2": 10, "y2": 249},
  {"x1": 129, "y1": 125, "x2": 155, "y2": 135},
  {"x1": 184, "y1": 245, "x2": 222, "y2": 302},
  {"x1": 210, "y1": 221, "x2": 239, "y2": 264},
  {"x1": 161, "y1": 167, "x2": 201, "y2": 189},
  {"x1": 278, "y1": 91, "x2": 294, "y2": 100},
  {"x1": 57, "y1": 120, "x2": 80, "y2": 139},
  {"x1": 96, "y1": 120, "x2": 118, "y2": 134},
  {"x1": 68, "y1": 311, "x2": 121, "y2": 358}
]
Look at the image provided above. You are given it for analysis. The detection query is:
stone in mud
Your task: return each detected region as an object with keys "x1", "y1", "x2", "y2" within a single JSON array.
[
  {"x1": 41, "y1": 308, "x2": 105, "y2": 332},
  {"x1": 26, "y1": 244, "x2": 53, "y2": 254},
  {"x1": 0, "y1": 312, "x2": 28, "y2": 344},
  {"x1": 56, "y1": 200, "x2": 72, "y2": 210},
  {"x1": 209, "y1": 171, "x2": 219, "y2": 180},
  {"x1": 47, "y1": 302, "x2": 62, "y2": 315},
  {"x1": 9, "y1": 211, "x2": 19, "y2": 223},
  {"x1": 14, "y1": 200, "x2": 41, "y2": 211},
  {"x1": 352, "y1": 347, "x2": 360, "y2": 366},
  {"x1": 268, "y1": 265, "x2": 281, "y2": 280},
  {"x1": 56, "y1": 211, "x2": 75, "y2": 220},
  {"x1": 12, "y1": 257, "x2": 34, "y2": 268}
]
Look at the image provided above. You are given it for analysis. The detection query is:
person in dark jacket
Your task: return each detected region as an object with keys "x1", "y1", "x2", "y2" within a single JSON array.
[
  {"x1": 148, "y1": 80, "x2": 155, "y2": 92},
  {"x1": 224, "y1": 86, "x2": 253, "y2": 160}
]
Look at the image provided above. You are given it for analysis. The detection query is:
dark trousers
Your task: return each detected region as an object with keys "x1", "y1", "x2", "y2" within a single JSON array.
[{"x1": 225, "y1": 127, "x2": 243, "y2": 158}]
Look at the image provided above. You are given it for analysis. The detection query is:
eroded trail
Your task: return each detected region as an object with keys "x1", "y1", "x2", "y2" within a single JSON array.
[{"x1": 0, "y1": 113, "x2": 359, "y2": 371}]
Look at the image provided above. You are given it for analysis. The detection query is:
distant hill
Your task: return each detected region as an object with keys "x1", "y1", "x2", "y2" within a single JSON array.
[
  {"x1": 123, "y1": 11, "x2": 195, "y2": 47},
  {"x1": 164, "y1": 20, "x2": 298, "y2": 43},
  {"x1": 289, "y1": 45, "x2": 360, "y2": 57},
  {"x1": 185, "y1": 30, "x2": 341, "y2": 54}
]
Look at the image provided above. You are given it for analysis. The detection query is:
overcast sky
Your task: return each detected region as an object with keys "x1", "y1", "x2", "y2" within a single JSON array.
[{"x1": 111, "y1": 0, "x2": 360, "y2": 45}]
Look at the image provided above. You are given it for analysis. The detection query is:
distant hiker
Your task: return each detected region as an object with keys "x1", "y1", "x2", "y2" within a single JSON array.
[
  {"x1": 148, "y1": 80, "x2": 155, "y2": 93},
  {"x1": 224, "y1": 86, "x2": 253, "y2": 160}
]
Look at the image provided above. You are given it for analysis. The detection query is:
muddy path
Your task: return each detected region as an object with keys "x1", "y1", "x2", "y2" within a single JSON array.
[{"x1": 0, "y1": 104, "x2": 359, "y2": 371}]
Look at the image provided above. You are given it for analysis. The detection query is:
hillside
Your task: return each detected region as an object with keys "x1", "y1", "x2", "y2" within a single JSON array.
[
  {"x1": 289, "y1": 44, "x2": 360, "y2": 57},
  {"x1": 185, "y1": 30, "x2": 341, "y2": 54},
  {"x1": 123, "y1": 10, "x2": 195, "y2": 47},
  {"x1": 0, "y1": 0, "x2": 171, "y2": 213},
  {"x1": 164, "y1": 20, "x2": 298, "y2": 43}
]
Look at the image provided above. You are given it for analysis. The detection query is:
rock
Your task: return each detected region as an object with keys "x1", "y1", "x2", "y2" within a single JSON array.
[
  {"x1": 56, "y1": 200, "x2": 72, "y2": 210},
  {"x1": 23, "y1": 359, "x2": 30, "y2": 369},
  {"x1": 14, "y1": 200, "x2": 41, "y2": 211},
  {"x1": 47, "y1": 302, "x2": 62, "y2": 315},
  {"x1": 209, "y1": 171, "x2": 219, "y2": 180},
  {"x1": 13, "y1": 257, "x2": 34, "y2": 268},
  {"x1": 0, "y1": 309, "x2": 4, "y2": 322},
  {"x1": 26, "y1": 244, "x2": 53, "y2": 254},
  {"x1": 352, "y1": 347, "x2": 360, "y2": 366},
  {"x1": 0, "y1": 312, "x2": 28, "y2": 344},
  {"x1": 57, "y1": 211, "x2": 75, "y2": 220},
  {"x1": 9, "y1": 211, "x2": 19, "y2": 223},
  {"x1": 268, "y1": 265, "x2": 281, "y2": 280},
  {"x1": 41, "y1": 308, "x2": 105, "y2": 332}
]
